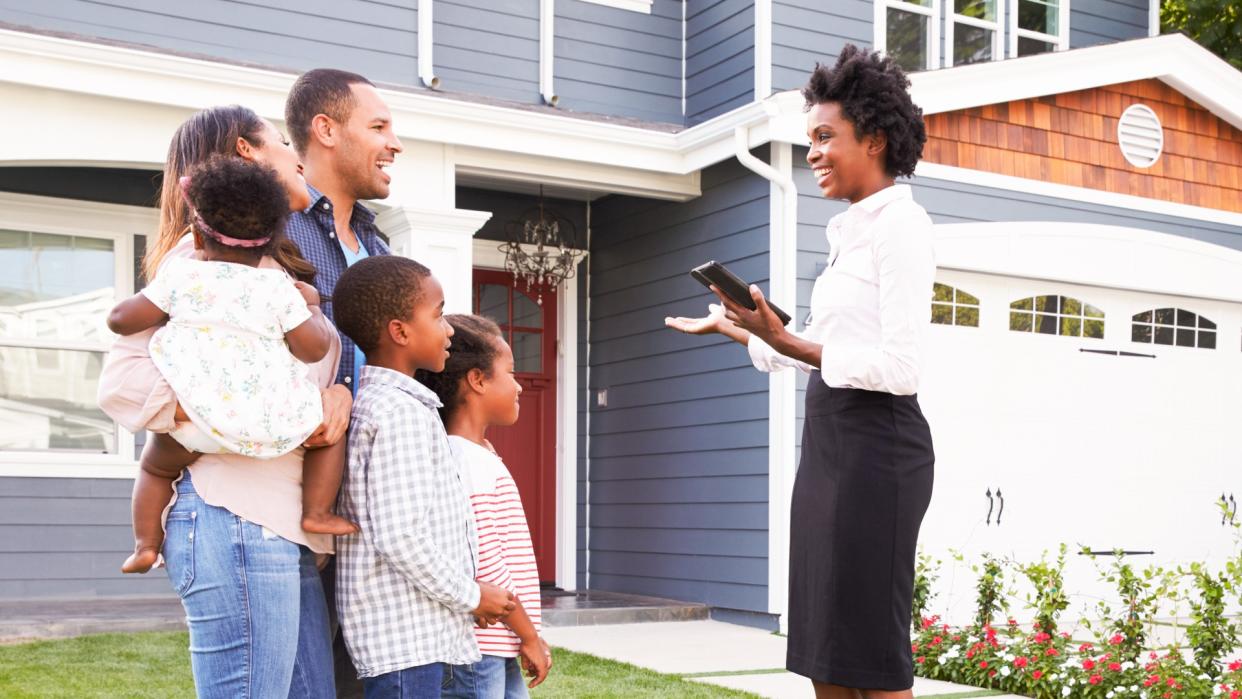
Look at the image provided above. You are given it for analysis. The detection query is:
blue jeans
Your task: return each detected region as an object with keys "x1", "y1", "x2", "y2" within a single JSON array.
[
  {"x1": 163, "y1": 472, "x2": 335, "y2": 698},
  {"x1": 443, "y1": 655, "x2": 529, "y2": 699},
  {"x1": 363, "y1": 663, "x2": 444, "y2": 698}
]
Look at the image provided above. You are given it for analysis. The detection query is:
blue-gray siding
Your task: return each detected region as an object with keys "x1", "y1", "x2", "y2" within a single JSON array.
[
  {"x1": 433, "y1": 0, "x2": 539, "y2": 104},
  {"x1": 0, "y1": 478, "x2": 171, "y2": 599},
  {"x1": 685, "y1": 0, "x2": 754, "y2": 125},
  {"x1": 771, "y1": 0, "x2": 872, "y2": 93},
  {"x1": 1070, "y1": 0, "x2": 1150, "y2": 49},
  {"x1": 554, "y1": 0, "x2": 682, "y2": 124},
  {"x1": 586, "y1": 153, "x2": 771, "y2": 612},
  {"x1": 0, "y1": 0, "x2": 417, "y2": 86}
]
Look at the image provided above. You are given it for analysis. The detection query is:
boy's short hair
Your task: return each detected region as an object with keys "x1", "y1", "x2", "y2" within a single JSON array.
[
  {"x1": 333, "y1": 256, "x2": 431, "y2": 355},
  {"x1": 284, "y1": 68, "x2": 375, "y2": 155}
]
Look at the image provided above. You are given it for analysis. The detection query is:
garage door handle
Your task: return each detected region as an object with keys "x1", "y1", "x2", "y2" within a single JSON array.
[
  {"x1": 996, "y1": 489, "x2": 1005, "y2": 526},
  {"x1": 985, "y1": 488, "x2": 994, "y2": 525}
]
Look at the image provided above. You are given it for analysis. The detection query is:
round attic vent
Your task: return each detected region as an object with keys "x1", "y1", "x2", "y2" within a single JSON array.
[{"x1": 1116, "y1": 104, "x2": 1164, "y2": 168}]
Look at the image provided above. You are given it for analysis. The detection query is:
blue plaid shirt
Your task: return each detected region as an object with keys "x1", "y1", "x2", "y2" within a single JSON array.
[{"x1": 285, "y1": 184, "x2": 390, "y2": 388}]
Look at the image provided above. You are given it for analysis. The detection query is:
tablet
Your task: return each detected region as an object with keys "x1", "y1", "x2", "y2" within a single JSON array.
[{"x1": 690, "y1": 260, "x2": 792, "y2": 326}]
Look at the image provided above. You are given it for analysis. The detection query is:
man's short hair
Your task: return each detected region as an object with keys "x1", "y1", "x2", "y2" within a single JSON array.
[
  {"x1": 333, "y1": 256, "x2": 432, "y2": 355},
  {"x1": 285, "y1": 68, "x2": 375, "y2": 155}
]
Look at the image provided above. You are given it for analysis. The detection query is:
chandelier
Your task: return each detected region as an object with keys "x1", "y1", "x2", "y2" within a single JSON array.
[{"x1": 499, "y1": 186, "x2": 585, "y2": 305}]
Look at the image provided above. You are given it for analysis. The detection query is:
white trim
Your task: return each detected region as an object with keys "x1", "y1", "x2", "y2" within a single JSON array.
[
  {"x1": 876, "y1": 0, "x2": 942, "y2": 71},
  {"x1": 914, "y1": 161, "x2": 1242, "y2": 227},
  {"x1": 0, "y1": 193, "x2": 153, "y2": 473},
  {"x1": 733, "y1": 130, "x2": 798, "y2": 632},
  {"x1": 934, "y1": 221, "x2": 1242, "y2": 304},
  {"x1": 576, "y1": 0, "x2": 652, "y2": 12},
  {"x1": 471, "y1": 238, "x2": 585, "y2": 590},
  {"x1": 539, "y1": 0, "x2": 558, "y2": 106},
  {"x1": 418, "y1": 0, "x2": 440, "y2": 89},
  {"x1": 1149, "y1": 0, "x2": 1160, "y2": 37},
  {"x1": 754, "y1": 0, "x2": 773, "y2": 101},
  {"x1": 944, "y1": 0, "x2": 1005, "y2": 68},
  {"x1": 1007, "y1": 0, "x2": 1070, "y2": 57},
  {"x1": 907, "y1": 33, "x2": 1242, "y2": 133}
]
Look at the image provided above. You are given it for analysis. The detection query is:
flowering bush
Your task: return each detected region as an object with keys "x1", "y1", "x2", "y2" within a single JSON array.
[{"x1": 913, "y1": 618, "x2": 1213, "y2": 698}]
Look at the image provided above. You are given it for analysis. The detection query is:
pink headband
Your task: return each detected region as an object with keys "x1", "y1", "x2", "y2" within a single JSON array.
[{"x1": 179, "y1": 176, "x2": 272, "y2": 249}]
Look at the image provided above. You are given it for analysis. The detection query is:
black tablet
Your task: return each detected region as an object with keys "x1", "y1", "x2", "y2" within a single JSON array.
[{"x1": 690, "y1": 260, "x2": 792, "y2": 326}]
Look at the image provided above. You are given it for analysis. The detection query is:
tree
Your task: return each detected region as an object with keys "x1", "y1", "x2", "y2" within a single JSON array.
[{"x1": 1161, "y1": 0, "x2": 1242, "y2": 70}]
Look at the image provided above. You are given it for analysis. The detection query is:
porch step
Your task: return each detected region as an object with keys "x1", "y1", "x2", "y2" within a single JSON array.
[{"x1": 540, "y1": 589, "x2": 710, "y2": 627}]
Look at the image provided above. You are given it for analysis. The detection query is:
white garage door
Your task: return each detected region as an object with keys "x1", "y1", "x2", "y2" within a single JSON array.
[{"x1": 917, "y1": 222, "x2": 1242, "y2": 624}]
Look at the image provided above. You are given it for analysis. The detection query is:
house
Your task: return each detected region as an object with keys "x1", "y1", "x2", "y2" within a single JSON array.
[{"x1": 0, "y1": 0, "x2": 1238, "y2": 632}]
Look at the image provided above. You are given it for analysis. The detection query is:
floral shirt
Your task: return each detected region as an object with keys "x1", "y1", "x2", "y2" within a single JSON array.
[{"x1": 143, "y1": 256, "x2": 323, "y2": 457}]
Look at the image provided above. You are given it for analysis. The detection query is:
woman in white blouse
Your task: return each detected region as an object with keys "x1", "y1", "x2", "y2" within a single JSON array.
[{"x1": 667, "y1": 45, "x2": 935, "y2": 699}]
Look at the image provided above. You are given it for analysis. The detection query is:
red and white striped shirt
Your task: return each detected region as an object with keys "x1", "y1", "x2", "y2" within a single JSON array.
[{"x1": 449, "y1": 436, "x2": 541, "y2": 658}]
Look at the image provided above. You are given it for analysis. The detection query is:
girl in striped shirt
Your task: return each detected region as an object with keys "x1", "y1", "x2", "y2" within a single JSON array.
[{"x1": 416, "y1": 314, "x2": 552, "y2": 698}]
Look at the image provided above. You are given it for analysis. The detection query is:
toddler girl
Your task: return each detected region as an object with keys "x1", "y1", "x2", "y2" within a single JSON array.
[{"x1": 106, "y1": 155, "x2": 356, "y2": 574}]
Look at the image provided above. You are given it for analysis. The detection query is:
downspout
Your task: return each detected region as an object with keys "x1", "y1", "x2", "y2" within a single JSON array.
[
  {"x1": 540, "y1": 0, "x2": 559, "y2": 106},
  {"x1": 419, "y1": 0, "x2": 440, "y2": 89},
  {"x1": 734, "y1": 124, "x2": 799, "y2": 633}
]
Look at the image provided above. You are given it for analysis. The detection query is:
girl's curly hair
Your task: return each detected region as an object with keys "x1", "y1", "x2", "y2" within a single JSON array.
[
  {"x1": 801, "y1": 44, "x2": 927, "y2": 178},
  {"x1": 184, "y1": 154, "x2": 289, "y2": 257},
  {"x1": 415, "y1": 314, "x2": 505, "y2": 422}
]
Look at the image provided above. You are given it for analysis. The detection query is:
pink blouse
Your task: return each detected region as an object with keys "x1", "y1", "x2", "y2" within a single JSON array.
[{"x1": 97, "y1": 237, "x2": 340, "y2": 554}]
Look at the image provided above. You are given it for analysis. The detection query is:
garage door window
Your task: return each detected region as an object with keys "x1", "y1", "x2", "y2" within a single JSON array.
[
  {"x1": 1131, "y1": 308, "x2": 1216, "y2": 349},
  {"x1": 1009, "y1": 294, "x2": 1104, "y2": 338},
  {"x1": 931, "y1": 282, "x2": 980, "y2": 327}
]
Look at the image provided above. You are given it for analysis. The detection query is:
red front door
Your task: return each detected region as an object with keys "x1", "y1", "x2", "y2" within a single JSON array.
[{"x1": 472, "y1": 269, "x2": 557, "y2": 584}]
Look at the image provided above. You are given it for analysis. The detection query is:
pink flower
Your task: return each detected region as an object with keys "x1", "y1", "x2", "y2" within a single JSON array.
[
  {"x1": 1109, "y1": 633, "x2": 1125, "y2": 645},
  {"x1": 1230, "y1": 660, "x2": 1242, "y2": 672},
  {"x1": 979, "y1": 661, "x2": 988, "y2": 669},
  {"x1": 1032, "y1": 670, "x2": 1043, "y2": 680},
  {"x1": 1109, "y1": 662, "x2": 1122, "y2": 672},
  {"x1": 1089, "y1": 674, "x2": 1103, "y2": 685},
  {"x1": 1082, "y1": 659, "x2": 1096, "y2": 671}
]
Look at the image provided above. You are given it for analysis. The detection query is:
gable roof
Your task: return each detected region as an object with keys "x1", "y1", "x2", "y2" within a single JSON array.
[{"x1": 907, "y1": 34, "x2": 1242, "y2": 133}]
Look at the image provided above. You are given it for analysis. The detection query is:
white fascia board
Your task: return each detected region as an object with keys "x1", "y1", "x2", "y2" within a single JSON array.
[
  {"x1": 935, "y1": 221, "x2": 1242, "y2": 304},
  {"x1": 0, "y1": 27, "x2": 762, "y2": 178},
  {"x1": 906, "y1": 34, "x2": 1242, "y2": 132}
]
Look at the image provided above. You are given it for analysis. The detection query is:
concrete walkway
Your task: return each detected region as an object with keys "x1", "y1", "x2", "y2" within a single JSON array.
[{"x1": 543, "y1": 620, "x2": 1024, "y2": 698}]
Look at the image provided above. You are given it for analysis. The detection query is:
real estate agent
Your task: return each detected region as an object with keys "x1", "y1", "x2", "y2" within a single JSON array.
[{"x1": 666, "y1": 44, "x2": 936, "y2": 699}]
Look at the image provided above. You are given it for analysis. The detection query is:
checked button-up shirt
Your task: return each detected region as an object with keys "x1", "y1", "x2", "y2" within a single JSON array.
[
  {"x1": 285, "y1": 185, "x2": 391, "y2": 388},
  {"x1": 335, "y1": 365, "x2": 482, "y2": 677}
]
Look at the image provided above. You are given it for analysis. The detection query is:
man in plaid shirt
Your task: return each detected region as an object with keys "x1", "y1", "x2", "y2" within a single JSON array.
[{"x1": 331, "y1": 256, "x2": 515, "y2": 696}]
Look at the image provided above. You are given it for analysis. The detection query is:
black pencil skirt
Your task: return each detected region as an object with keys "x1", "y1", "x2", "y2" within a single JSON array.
[{"x1": 786, "y1": 372, "x2": 935, "y2": 691}]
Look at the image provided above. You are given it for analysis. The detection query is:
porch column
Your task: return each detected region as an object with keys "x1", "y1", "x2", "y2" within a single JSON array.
[
  {"x1": 374, "y1": 206, "x2": 492, "y2": 314},
  {"x1": 377, "y1": 140, "x2": 492, "y2": 313}
]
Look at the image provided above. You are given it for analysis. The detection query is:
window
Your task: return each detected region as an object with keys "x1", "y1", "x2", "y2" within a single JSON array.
[
  {"x1": 931, "y1": 283, "x2": 980, "y2": 327},
  {"x1": 0, "y1": 229, "x2": 119, "y2": 453},
  {"x1": 1010, "y1": 0, "x2": 1067, "y2": 57},
  {"x1": 1009, "y1": 295, "x2": 1104, "y2": 338},
  {"x1": 475, "y1": 280, "x2": 546, "y2": 374},
  {"x1": 946, "y1": 0, "x2": 1004, "y2": 66},
  {"x1": 878, "y1": 0, "x2": 941, "y2": 73},
  {"x1": 1131, "y1": 308, "x2": 1216, "y2": 349}
]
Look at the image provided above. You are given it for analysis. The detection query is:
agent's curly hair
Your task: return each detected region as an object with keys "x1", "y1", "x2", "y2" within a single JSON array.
[
  {"x1": 801, "y1": 44, "x2": 927, "y2": 178},
  {"x1": 332, "y1": 255, "x2": 431, "y2": 355},
  {"x1": 415, "y1": 314, "x2": 505, "y2": 422},
  {"x1": 183, "y1": 155, "x2": 289, "y2": 258}
]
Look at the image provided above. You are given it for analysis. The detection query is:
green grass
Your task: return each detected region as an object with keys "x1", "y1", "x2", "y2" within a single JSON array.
[{"x1": 0, "y1": 632, "x2": 760, "y2": 698}]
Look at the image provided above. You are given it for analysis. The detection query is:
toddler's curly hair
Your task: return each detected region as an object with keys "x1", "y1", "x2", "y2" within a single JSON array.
[{"x1": 183, "y1": 155, "x2": 289, "y2": 256}]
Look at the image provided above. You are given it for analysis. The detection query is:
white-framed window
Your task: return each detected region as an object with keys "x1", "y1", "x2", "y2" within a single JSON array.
[
  {"x1": 1009, "y1": 294, "x2": 1104, "y2": 338},
  {"x1": 1131, "y1": 308, "x2": 1216, "y2": 349},
  {"x1": 1009, "y1": 0, "x2": 1070, "y2": 57},
  {"x1": 577, "y1": 0, "x2": 652, "y2": 13},
  {"x1": 876, "y1": 0, "x2": 942, "y2": 73},
  {"x1": 931, "y1": 282, "x2": 981, "y2": 327},
  {"x1": 0, "y1": 192, "x2": 151, "y2": 471},
  {"x1": 945, "y1": 0, "x2": 1005, "y2": 66}
]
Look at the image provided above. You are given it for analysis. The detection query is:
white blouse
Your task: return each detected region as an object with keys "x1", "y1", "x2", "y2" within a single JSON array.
[{"x1": 747, "y1": 184, "x2": 935, "y2": 396}]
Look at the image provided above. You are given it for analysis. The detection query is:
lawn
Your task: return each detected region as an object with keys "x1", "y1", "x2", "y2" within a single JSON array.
[{"x1": 0, "y1": 632, "x2": 760, "y2": 698}]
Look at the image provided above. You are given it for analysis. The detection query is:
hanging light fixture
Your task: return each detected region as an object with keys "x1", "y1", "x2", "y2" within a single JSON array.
[{"x1": 499, "y1": 185, "x2": 585, "y2": 304}]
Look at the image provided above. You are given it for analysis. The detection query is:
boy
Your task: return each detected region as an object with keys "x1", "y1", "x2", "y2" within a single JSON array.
[{"x1": 332, "y1": 255, "x2": 515, "y2": 696}]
